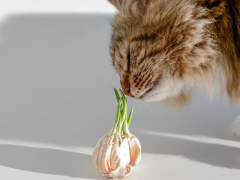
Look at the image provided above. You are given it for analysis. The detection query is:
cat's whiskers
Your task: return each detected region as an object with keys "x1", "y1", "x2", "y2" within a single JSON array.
[
  {"x1": 137, "y1": 101, "x2": 144, "y2": 121},
  {"x1": 133, "y1": 39, "x2": 188, "y2": 94},
  {"x1": 109, "y1": 71, "x2": 118, "y2": 86},
  {"x1": 150, "y1": 30, "x2": 165, "y2": 39},
  {"x1": 149, "y1": 45, "x2": 188, "y2": 73},
  {"x1": 150, "y1": 30, "x2": 165, "y2": 44},
  {"x1": 142, "y1": 37, "x2": 190, "y2": 74},
  {"x1": 135, "y1": 38, "x2": 188, "y2": 78},
  {"x1": 156, "y1": 37, "x2": 189, "y2": 58},
  {"x1": 151, "y1": 61, "x2": 217, "y2": 93},
  {"x1": 134, "y1": 47, "x2": 189, "y2": 91},
  {"x1": 151, "y1": 52, "x2": 189, "y2": 72},
  {"x1": 150, "y1": 38, "x2": 195, "y2": 72},
  {"x1": 133, "y1": 36, "x2": 196, "y2": 93},
  {"x1": 151, "y1": 55, "x2": 188, "y2": 73},
  {"x1": 143, "y1": 102, "x2": 152, "y2": 114},
  {"x1": 156, "y1": 55, "x2": 218, "y2": 82},
  {"x1": 154, "y1": 60, "x2": 210, "y2": 75}
]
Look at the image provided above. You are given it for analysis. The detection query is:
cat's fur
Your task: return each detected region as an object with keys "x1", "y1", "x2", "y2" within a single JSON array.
[{"x1": 109, "y1": 0, "x2": 240, "y2": 107}]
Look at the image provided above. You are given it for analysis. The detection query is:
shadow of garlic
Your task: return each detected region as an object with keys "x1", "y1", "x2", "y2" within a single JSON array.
[{"x1": 92, "y1": 88, "x2": 141, "y2": 179}]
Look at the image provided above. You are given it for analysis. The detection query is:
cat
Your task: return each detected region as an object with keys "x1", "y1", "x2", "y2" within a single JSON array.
[{"x1": 108, "y1": 0, "x2": 240, "y2": 107}]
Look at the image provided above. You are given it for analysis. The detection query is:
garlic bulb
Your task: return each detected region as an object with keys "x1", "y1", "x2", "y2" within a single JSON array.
[{"x1": 92, "y1": 88, "x2": 141, "y2": 179}]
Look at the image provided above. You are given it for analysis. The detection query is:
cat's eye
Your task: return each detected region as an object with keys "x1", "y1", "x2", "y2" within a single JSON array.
[
  {"x1": 127, "y1": 51, "x2": 131, "y2": 67},
  {"x1": 127, "y1": 51, "x2": 130, "y2": 61}
]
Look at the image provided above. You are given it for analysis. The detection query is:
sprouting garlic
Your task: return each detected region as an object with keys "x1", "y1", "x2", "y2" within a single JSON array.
[
  {"x1": 92, "y1": 88, "x2": 141, "y2": 179},
  {"x1": 92, "y1": 131, "x2": 141, "y2": 179}
]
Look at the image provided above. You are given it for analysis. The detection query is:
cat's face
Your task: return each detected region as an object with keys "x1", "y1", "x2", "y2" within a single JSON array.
[{"x1": 109, "y1": 0, "x2": 218, "y2": 103}]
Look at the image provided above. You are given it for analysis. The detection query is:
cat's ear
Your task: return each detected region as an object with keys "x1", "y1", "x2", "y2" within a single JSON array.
[
  {"x1": 108, "y1": 0, "x2": 150, "y2": 10},
  {"x1": 108, "y1": 0, "x2": 122, "y2": 9}
]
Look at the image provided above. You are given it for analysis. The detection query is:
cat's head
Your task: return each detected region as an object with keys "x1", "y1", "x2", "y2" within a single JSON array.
[{"x1": 109, "y1": 0, "x2": 219, "y2": 104}]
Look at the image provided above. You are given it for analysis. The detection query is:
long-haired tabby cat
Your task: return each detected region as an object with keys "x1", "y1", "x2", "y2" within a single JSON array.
[{"x1": 108, "y1": 0, "x2": 240, "y2": 107}]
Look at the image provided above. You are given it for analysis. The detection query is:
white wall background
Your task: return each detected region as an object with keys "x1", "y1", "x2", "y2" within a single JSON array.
[{"x1": 0, "y1": 1, "x2": 240, "y2": 180}]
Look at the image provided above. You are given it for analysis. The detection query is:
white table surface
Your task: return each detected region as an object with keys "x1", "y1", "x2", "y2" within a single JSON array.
[{"x1": 0, "y1": 1, "x2": 240, "y2": 180}]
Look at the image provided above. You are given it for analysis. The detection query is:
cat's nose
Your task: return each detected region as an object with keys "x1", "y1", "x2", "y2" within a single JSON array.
[
  {"x1": 123, "y1": 87, "x2": 133, "y2": 97},
  {"x1": 121, "y1": 74, "x2": 133, "y2": 97},
  {"x1": 121, "y1": 81, "x2": 133, "y2": 97}
]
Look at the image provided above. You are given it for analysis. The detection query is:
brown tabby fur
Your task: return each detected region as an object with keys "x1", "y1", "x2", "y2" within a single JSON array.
[{"x1": 109, "y1": 0, "x2": 240, "y2": 107}]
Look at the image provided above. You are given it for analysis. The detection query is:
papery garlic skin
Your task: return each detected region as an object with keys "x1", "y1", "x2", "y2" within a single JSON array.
[{"x1": 92, "y1": 131, "x2": 141, "y2": 179}]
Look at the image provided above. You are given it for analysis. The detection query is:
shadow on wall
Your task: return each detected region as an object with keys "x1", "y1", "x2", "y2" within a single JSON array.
[
  {"x1": 0, "y1": 13, "x2": 118, "y2": 147},
  {"x1": 0, "y1": 13, "x2": 115, "y2": 179}
]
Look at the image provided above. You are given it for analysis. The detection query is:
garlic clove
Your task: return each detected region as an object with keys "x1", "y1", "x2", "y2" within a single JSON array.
[
  {"x1": 98, "y1": 143, "x2": 112, "y2": 174},
  {"x1": 107, "y1": 164, "x2": 131, "y2": 179},
  {"x1": 128, "y1": 135, "x2": 141, "y2": 167},
  {"x1": 92, "y1": 134, "x2": 105, "y2": 169},
  {"x1": 110, "y1": 137, "x2": 121, "y2": 171},
  {"x1": 119, "y1": 137, "x2": 131, "y2": 166},
  {"x1": 107, "y1": 136, "x2": 131, "y2": 178},
  {"x1": 92, "y1": 133, "x2": 113, "y2": 174}
]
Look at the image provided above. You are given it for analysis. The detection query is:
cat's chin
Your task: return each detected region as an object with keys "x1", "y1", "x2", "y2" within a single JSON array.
[
  {"x1": 132, "y1": 77, "x2": 185, "y2": 102},
  {"x1": 128, "y1": 90, "x2": 161, "y2": 102},
  {"x1": 133, "y1": 86, "x2": 168, "y2": 102},
  {"x1": 140, "y1": 89, "x2": 167, "y2": 102}
]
